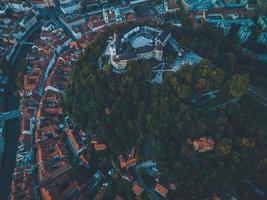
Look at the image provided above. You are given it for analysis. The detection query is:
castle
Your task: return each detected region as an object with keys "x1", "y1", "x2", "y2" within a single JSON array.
[{"x1": 108, "y1": 26, "x2": 171, "y2": 70}]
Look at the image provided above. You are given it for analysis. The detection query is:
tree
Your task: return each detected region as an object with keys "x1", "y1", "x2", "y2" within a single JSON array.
[
  {"x1": 0, "y1": 58, "x2": 10, "y2": 73},
  {"x1": 228, "y1": 74, "x2": 249, "y2": 97}
]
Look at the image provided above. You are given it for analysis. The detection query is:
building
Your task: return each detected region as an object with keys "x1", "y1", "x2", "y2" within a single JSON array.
[
  {"x1": 156, "y1": 30, "x2": 171, "y2": 47},
  {"x1": 32, "y1": 0, "x2": 55, "y2": 8},
  {"x1": 118, "y1": 154, "x2": 137, "y2": 169},
  {"x1": 67, "y1": 129, "x2": 81, "y2": 156},
  {"x1": 7, "y1": 1, "x2": 32, "y2": 12},
  {"x1": 258, "y1": 16, "x2": 267, "y2": 30},
  {"x1": 108, "y1": 26, "x2": 170, "y2": 70},
  {"x1": 87, "y1": 15, "x2": 106, "y2": 32},
  {"x1": 164, "y1": 0, "x2": 180, "y2": 13},
  {"x1": 181, "y1": 0, "x2": 214, "y2": 11},
  {"x1": 70, "y1": 27, "x2": 82, "y2": 39},
  {"x1": 0, "y1": 4, "x2": 7, "y2": 14},
  {"x1": 42, "y1": 21, "x2": 56, "y2": 32},
  {"x1": 132, "y1": 183, "x2": 144, "y2": 196},
  {"x1": 257, "y1": 32, "x2": 267, "y2": 45},
  {"x1": 155, "y1": 183, "x2": 169, "y2": 197},
  {"x1": 102, "y1": 4, "x2": 134, "y2": 25},
  {"x1": 44, "y1": 0, "x2": 55, "y2": 7},
  {"x1": 60, "y1": 1, "x2": 81, "y2": 14},
  {"x1": 193, "y1": 137, "x2": 215, "y2": 152},
  {"x1": 238, "y1": 25, "x2": 251, "y2": 44},
  {"x1": 60, "y1": 0, "x2": 71, "y2": 4},
  {"x1": 60, "y1": 14, "x2": 86, "y2": 30},
  {"x1": 94, "y1": 143, "x2": 107, "y2": 151}
]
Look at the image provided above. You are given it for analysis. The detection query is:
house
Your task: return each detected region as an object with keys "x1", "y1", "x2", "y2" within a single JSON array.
[
  {"x1": 129, "y1": 0, "x2": 150, "y2": 5},
  {"x1": 210, "y1": 193, "x2": 222, "y2": 200},
  {"x1": 60, "y1": 0, "x2": 71, "y2": 4},
  {"x1": 79, "y1": 154, "x2": 89, "y2": 166},
  {"x1": 181, "y1": 0, "x2": 214, "y2": 11},
  {"x1": 258, "y1": 16, "x2": 267, "y2": 30},
  {"x1": 155, "y1": 183, "x2": 169, "y2": 197},
  {"x1": 60, "y1": 14, "x2": 86, "y2": 30},
  {"x1": 42, "y1": 21, "x2": 56, "y2": 32},
  {"x1": 94, "y1": 143, "x2": 107, "y2": 151},
  {"x1": 193, "y1": 137, "x2": 215, "y2": 152},
  {"x1": 169, "y1": 183, "x2": 177, "y2": 191},
  {"x1": 102, "y1": 6, "x2": 128, "y2": 25},
  {"x1": 60, "y1": 1, "x2": 81, "y2": 14},
  {"x1": 40, "y1": 31, "x2": 54, "y2": 41},
  {"x1": 87, "y1": 16, "x2": 106, "y2": 32},
  {"x1": 257, "y1": 32, "x2": 267, "y2": 46},
  {"x1": 44, "y1": 0, "x2": 55, "y2": 7},
  {"x1": 114, "y1": 195, "x2": 125, "y2": 200},
  {"x1": 67, "y1": 129, "x2": 81, "y2": 155},
  {"x1": 45, "y1": 107, "x2": 63, "y2": 115},
  {"x1": 132, "y1": 183, "x2": 144, "y2": 195},
  {"x1": 102, "y1": 6, "x2": 117, "y2": 25},
  {"x1": 126, "y1": 13, "x2": 136, "y2": 22},
  {"x1": 7, "y1": 1, "x2": 32, "y2": 12},
  {"x1": 119, "y1": 155, "x2": 137, "y2": 168},
  {"x1": 164, "y1": 0, "x2": 179, "y2": 13},
  {"x1": 71, "y1": 26, "x2": 82, "y2": 39},
  {"x1": 238, "y1": 25, "x2": 251, "y2": 44},
  {"x1": 21, "y1": 118, "x2": 31, "y2": 135},
  {"x1": 0, "y1": 4, "x2": 8, "y2": 14},
  {"x1": 32, "y1": 0, "x2": 46, "y2": 8},
  {"x1": 32, "y1": 0, "x2": 55, "y2": 8}
]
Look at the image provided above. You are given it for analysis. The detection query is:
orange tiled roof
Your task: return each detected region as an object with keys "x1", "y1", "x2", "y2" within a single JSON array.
[
  {"x1": 155, "y1": 183, "x2": 168, "y2": 197},
  {"x1": 119, "y1": 157, "x2": 137, "y2": 169},
  {"x1": 67, "y1": 129, "x2": 80, "y2": 151},
  {"x1": 94, "y1": 143, "x2": 107, "y2": 151},
  {"x1": 79, "y1": 155, "x2": 89, "y2": 165},
  {"x1": 132, "y1": 183, "x2": 143, "y2": 195}
]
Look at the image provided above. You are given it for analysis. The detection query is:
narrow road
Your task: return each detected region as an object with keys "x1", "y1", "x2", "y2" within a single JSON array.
[{"x1": 10, "y1": 22, "x2": 43, "y2": 65}]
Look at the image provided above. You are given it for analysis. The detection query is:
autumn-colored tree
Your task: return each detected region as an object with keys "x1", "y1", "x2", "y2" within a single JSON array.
[{"x1": 228, "y1": 74, "x2": 249, "y2": 97}]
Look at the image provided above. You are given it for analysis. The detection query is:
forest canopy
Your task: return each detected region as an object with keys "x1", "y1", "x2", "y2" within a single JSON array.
[{"x1": 63, "y1": 27, "x2": 267, "y2": 199}]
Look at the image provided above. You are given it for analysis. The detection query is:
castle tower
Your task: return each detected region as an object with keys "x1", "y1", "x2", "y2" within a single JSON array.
[
  {"x1": 154, "y1": 43, "x2": 163, "y2": 61},
  {"x1": 102, "y1": 7, "x2": 109, "y2": 24},
  {"x1": 164, "y1": 0, "x2": 168, "y2": 12}
]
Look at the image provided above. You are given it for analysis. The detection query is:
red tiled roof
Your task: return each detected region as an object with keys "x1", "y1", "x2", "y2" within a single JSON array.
[
  {"x1": 114, "y1": 195, "x2": 125, "y2": 200},
  {"x1": 67, "y1": 130, "x2": 80, "y2": 151},
  {"x1": 87, "y1": 16, "x2": 105, "y2": 29},
  {"x1": 193, "y1": 137, "x2": 215, "y2": 152},
  {"x1": 168, "y1": 0, "x2": 179, "y2": 10},
  {"x1": 21, "y1": 118, "x2": 31, "y2": 132},
  {"x1": 45, "y1": 107, "x2": 63, "y2": 115},
  {"x1": 127, "y1": 13, "x2": 136, "y2": 21}
]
